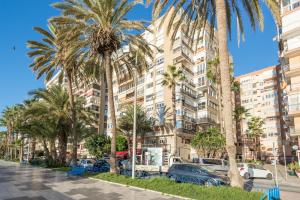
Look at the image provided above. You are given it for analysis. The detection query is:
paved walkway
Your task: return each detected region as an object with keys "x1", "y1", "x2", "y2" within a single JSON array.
[{"x1": 0, "y1": 160, "x2": 180, "y2": 200}]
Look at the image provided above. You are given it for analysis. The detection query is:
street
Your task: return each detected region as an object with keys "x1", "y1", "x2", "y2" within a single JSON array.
[
  {"x1": 0, "y1": 160, "x2": 180, "y2": 200},
  {"x1": 249, "y1": 164, "x2": 300, "y2": 200}
]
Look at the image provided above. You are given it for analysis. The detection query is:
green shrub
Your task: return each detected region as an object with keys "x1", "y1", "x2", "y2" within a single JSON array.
[{"x1": 90, "y1": 173, "x2": 261, "y2": 200}]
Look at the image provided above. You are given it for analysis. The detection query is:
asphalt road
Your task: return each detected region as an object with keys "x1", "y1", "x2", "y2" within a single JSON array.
[{"x1": 0, "y1": 160, "x2": 180, "y2": 200}]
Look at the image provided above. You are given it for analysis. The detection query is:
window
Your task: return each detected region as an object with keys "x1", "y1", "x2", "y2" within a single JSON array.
[
  {"x1": 198, "y1": 77, "x2": 206, "y2": 86},
  {"x1": 146, "y1": 83, "x2": 153, "y2": 88},
  {"x1": 157, "y1": 57, "x2": 164, "y2": 65},
  {"x1": 197, "y1": 63, "x2": 206, "y2": 74},
  {"x1": 202, "y1": 159, "x2": 222, "y2": 165},
  {"x1": 198, "y1": 102, "x2": 206, "y2": 110}
]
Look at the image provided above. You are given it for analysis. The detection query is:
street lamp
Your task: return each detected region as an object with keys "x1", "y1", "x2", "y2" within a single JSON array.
[{"x1": 132, "y1": 54, "x2": 138, "y2": 179}]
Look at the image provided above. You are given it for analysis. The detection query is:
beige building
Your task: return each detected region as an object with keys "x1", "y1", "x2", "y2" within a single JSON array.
[
  {"x1": 235, "y1": 66, "x2": 288, "y2": 161},
  {"x1": 106, "y1": 11, "x2": 221, "y2": 162},
  {"x1": 280, "y1": 0, "x2": 300, "y2": 149}
]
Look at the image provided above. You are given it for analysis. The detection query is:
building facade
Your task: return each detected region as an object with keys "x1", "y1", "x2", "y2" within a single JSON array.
[
  {"x1": 235, "y1": 66, "x2": 288, "y2": 161},
  {"x1": 106, "y1": 11, "x2": 221, "y2": 162},
  {"x1": 279, "y1": 0, "x2": 300, "y2": 150}
]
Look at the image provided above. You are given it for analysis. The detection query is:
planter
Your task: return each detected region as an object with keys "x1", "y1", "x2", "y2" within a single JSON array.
[
  {"x1": 296, "y1": 170, "x2": 300, "y2": 178},
  {"x1": 288, "y1": 170, "x2": 296, "y2": 176}
]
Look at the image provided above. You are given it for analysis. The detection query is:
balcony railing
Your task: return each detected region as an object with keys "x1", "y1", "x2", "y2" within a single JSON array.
[
  {"x1": 289, "y1": 104, "x2": 300, "y2": 112},
  {"x1": 282, "y1": 0, "x2": 300, "y2": 15},
  {"x1": 180, "y1": 88, "x2": 197, "y2": 99},
  {"x1": 197, "y1": 117, "x2": 216, "y2": 124}
]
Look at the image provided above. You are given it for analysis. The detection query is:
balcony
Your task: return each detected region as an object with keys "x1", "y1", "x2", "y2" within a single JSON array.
[
  {"x1": 177, "y1": 128, "x2": 196, "y2": 138},
  {"x1": 285, "y1": 66, "x2": 300, "y2": 77},
  {"x1": 182, "y1": 102, "x2": 197, "y2": 111},
  {"x1": 196, "y1": 117, "x2": 216, "y2": 125},
  {"x1": 173, "y1": 47, "x2": 193, "y2": 64},
  {"x1": 290, "y1": 127, "x2": 300, "y2": 136},
  {"x1": 183, "y1": 116, "x2": 197, "y2": 123},
  {"x1": 289, "y1": 104, "x2": 300, "y2": 116},
  {"x1": 180, "y1": 88, "x2": 197, "y2": 99},
  {"x1": 282, "y1": 0, "x2": 300, "y2": 15}
]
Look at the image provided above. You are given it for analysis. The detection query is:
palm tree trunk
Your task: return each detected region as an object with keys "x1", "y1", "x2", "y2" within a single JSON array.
[
  {"x1": 98, "y1": 72, "x2": 106, "y2": 135},
  {"x1": 66, "y1": 72, "x2": 77, "y2": 166},
  {"x1": 57, "y1": 132, "x2": 67, "y2": 166},
  {"x1": 50, "y1": 138, "x2": 57, "y2": 160},
  {"x1": 215, "y1": 0, "x2": 242, "y2": 187},
  {"x1": 171, "y1": 86, "x2": 177, "y2": 157},
  {"x1": 42, "y1": 139, "x2": 50, "y2": 161},
  {"x1": 104, "y1": 50, "x2": 117, "y2": 173},
  {"x1": 30, "y1": 137, "x2": 36, "y2": 160},
  {"x1": 19, "y1": 134, "x2": 24, "y2": 163},
  {"x1": 217, "y1": 83, "x2": 223, "y2": 134}
]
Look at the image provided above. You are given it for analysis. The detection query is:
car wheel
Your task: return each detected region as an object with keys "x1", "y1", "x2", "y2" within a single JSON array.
[
  {"x1": 169, "y1": 175, "x2": 177, "y2": 182},
  {"x1": 205, "y1": 180, "x2": 214, "y2": 187},
  {"x1": 266, "y1": 173, "x2": 273, "y2": 180},
  {"x1": 244, "y1": 173, "x2": 250, "y2": 179}
]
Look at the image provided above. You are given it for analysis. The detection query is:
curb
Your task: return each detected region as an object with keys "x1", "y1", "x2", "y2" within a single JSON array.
[{"x1": 88, "y1": 177, "x2": 192, "y2": 200}]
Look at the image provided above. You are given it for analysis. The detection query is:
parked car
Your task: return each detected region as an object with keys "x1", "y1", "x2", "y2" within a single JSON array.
[
  {"x1": 93, "y1": 159, "x2": 110, "y2": 172},
  {"x1": 193, "y1": 158, "x2": 229, "y2": 173},
  {"x1": 237, "y1": 163, "x2": 273, "y2": 179},
  {"x1": 79, "y1": 159, "x2": 96, "y2": 168},
  {"x1": 167, "y1": 163, "x2": 229, "y2": 186}
]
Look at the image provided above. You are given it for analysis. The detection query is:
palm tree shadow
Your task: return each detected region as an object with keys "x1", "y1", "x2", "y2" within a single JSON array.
[{"x1": 243, "y1": 179, "x2": 254, "y2": 191}]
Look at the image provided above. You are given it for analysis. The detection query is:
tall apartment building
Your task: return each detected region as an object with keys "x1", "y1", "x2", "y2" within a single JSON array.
[
  {"x1": 279, "y1": 0, "x2": 300, "y2": 149},
  {"x1": 235, "y1": 66, "x2": 288, "y2": 160},
  {"x1": 107, "y1": 10, "x2": 221, "y2": 161}
]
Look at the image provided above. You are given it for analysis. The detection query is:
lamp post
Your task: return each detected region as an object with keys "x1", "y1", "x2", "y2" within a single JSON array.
[{"x1": 132, "y1": 54, "x2": 138, "y2": 179}]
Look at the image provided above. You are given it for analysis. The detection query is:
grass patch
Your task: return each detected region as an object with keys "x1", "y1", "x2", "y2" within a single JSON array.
[
  {"x1": 51, "y1": 166, "x2": 71, "y2": 172},
  {"x1": 90, "y1": 173, "x2": 261, "y2": 200}
]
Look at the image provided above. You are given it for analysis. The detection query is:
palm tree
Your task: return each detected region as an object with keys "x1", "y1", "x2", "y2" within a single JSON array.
[
  {"x1": 29, "y1": 86, "x2": 72, "y2": 165},
  {"x1": 27, "y1": 23, "x2": 85, "y2": 165},
  {"x1": 0, "y1": 106, "x2": 17, "y2": 159},
  {"x1": 148, "y1": 0, "x2": 280, "y2": 187},
  {"x1": 118, "y1": 105, "x2": 153, "y2": 150},
  {"x1": 51, "y1": 0, "x2": 153, "y2": 172},
  {"x1": 161, "y1": 65, "x2": 185, "y2": 157},
  {"x1": 247, "y1": 116, "x2": 264, "y2": 160}
]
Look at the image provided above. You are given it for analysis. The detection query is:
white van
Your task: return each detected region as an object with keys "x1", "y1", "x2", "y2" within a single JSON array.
[{"x1": 194, "y1": 158, "x2": 229, "y2": 173}]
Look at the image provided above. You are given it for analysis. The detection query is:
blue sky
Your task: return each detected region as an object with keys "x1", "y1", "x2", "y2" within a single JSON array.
[{"x1": 0, "y1": 0, "x2": 278, "y2": 115}]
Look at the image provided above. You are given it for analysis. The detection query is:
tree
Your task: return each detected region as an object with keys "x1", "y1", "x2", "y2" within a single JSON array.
[
  {"x1": 149, "y1": 0, "x2": 280, "y2": 187},
  {"x1": 192, "y1": 127, "x2": 225, "y2": 158},
  {"x1": 247, "y1": 116, "x2": 264, "y2": 160},
  {"x1": 52, "y1": 0, "x2": 153, "y2": 173},
  {"x1": 27, "y1": 23, "x2": 85, "y2": 165},
  {"x1": 161, "y1": 65, "x2": 185, "y2": 157},
  {"x1": 85, "y1": 134, "x2": 111, "y2": 159},
  {"x1": 116, "y1": 135, "x2": 128, "y2": 152},
  {"x1": 118, "y1": 104, "x2": 153, "y2": 150}
]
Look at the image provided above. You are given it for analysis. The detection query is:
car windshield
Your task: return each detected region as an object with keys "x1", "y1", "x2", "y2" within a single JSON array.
[
  {"x1": 198, "y1": 166, "x2": 215, "y2": 173},
  {"x1": 202, "y1": 159, "x2": 222, "y2": 165},
  {"x1": 254, "y1": 165, "x2": 265, "y2": 170}
]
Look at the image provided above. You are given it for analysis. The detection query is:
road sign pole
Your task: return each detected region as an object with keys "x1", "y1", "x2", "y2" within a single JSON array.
[
  {"x1": 273, "y1": 142, "x2": 278, "y2": 187},
  {"x1": 282, "y1": 145, "x2": 287, "y2": 180}
]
